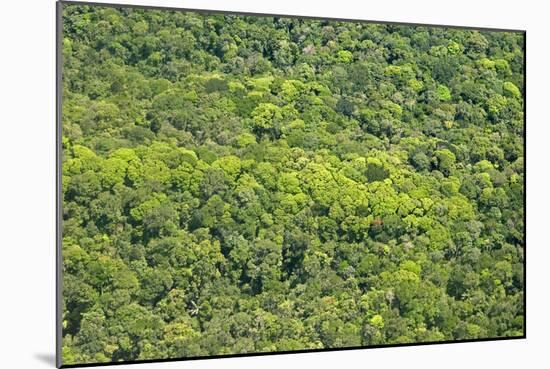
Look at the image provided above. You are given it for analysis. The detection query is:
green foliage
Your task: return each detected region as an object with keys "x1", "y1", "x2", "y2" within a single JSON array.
[
  {"x1": 436, "y1": 85, "x2": 452, "y2": 101},
  {"x1": 336, "y1": 50, "x2": 353, "y2": 63},
  {"x1": 435, "y1": 149, "x2": 456, "y2": 175},
  {"x1": 61, "y1": 4, "x2": 524, "y2": 365},
  {"x1": 503, "y1": 81, "x2": 521, "y2": 98},
  {"x1": 250, "y1": 103, "x2": 282, "y2": 137}
]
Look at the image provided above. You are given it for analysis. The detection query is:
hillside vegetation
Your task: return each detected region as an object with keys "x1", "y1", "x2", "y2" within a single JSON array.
[{"x1": 61, "y1": 4, "x2": 524, "y2": 365}]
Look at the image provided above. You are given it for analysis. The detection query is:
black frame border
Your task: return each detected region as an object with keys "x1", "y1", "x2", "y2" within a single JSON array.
[{"x1": 55, "y1": 1, "x2": 527, "y2": 368}]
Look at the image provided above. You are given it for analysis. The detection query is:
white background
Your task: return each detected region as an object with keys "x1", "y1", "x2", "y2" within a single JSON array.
[{"x1": 0, "y1": 0, "x2": 547, "y2": 368}]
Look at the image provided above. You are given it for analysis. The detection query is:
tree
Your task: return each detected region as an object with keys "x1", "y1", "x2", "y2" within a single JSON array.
[{"x1": 250, "y1": 103, "x2": 282, "y2": 138}]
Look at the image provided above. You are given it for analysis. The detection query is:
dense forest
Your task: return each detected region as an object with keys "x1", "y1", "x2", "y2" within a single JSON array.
[{"x1": 60, "y1": 4, "x2": 525, "y2": 365}]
